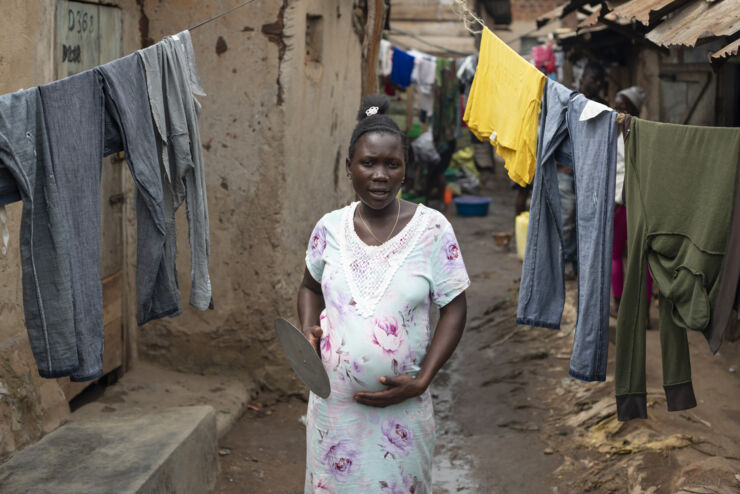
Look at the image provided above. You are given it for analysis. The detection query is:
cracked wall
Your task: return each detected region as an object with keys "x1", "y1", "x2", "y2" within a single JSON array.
[{"x1": 0, "y1": 0, "x2": 363, "y2": 455}]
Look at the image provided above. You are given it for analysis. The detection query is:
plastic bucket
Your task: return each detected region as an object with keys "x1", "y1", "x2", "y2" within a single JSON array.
[
  {"x1": 453, "y1": 196, "x2": 492, "y2": 216},
  {"x1": 515, "y1": 212, "x2": 529, "y2": 260}
]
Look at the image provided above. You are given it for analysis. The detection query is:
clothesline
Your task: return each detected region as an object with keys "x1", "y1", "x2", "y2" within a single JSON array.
[{"x1": 188, "y1": 0, "x2": 258, "y2": 31}]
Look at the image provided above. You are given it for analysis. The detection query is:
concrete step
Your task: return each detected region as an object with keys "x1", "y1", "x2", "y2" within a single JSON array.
[{"x1": 0, "y1": 406, "x2": 217, "y2": 494}]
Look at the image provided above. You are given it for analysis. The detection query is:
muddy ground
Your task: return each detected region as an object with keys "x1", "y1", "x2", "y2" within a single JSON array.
[{"x1": 213, "y1": 174, "x2": 740, "y2": 493}]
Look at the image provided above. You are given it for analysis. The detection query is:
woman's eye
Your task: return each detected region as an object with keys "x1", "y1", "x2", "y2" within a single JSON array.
[{"x1": 388, "y1": 161, "x2": 401, "y2": 168}]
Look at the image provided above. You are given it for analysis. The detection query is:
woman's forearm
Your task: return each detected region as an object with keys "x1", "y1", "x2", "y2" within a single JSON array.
[
  {"x1": 297, "y1": 269, "x2": 325, "y2": 332},
  {"x1": 415, "y1": 292, "x2": 467, "y2": 389}
]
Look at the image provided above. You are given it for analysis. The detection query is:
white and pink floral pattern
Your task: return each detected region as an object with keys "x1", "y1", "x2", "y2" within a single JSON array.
[{"x1": 303, "y1": 203, "x2": 470, "y2": 493}]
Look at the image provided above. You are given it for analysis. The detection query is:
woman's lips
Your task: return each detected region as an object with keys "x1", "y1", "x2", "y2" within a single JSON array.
[{"x1": 368, "y1": 190, "x2": 390, "y2": 199}]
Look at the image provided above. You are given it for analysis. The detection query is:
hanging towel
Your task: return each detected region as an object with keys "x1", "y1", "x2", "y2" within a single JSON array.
[
  {"x1": 463, "y1": 27, "x2": 545, "y2": 187},
  {"x1": 389, "y1": 47, "x2": 414, "y2": 88}
]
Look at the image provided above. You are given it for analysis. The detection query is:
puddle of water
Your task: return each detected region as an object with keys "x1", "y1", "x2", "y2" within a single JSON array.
[{"x1": 431, "y1": 359, "x2": 484, "y2": 493}]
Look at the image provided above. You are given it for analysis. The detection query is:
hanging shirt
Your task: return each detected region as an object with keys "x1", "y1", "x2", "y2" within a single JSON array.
[
  {"x1": 389, "y1": 47, "x2": 414, "y2": 88},
  {"x1": 378, "y1": 39, "x2": 393, "y2": 77},
  {"x1": 463, "y1": 27, "x2": 545, "y2": 187},
  {"x1": 99, "y1": 52, "x2": 176, "y2": 328},
  {"x1": 615, "y1": 133, "x2": 625, "y2": 204},
  {"x1": 0, "y1": 87, "x2": 78, "y2": 379},
  {"x1": 409, "y1": 50, "x2": 437, "y2": 115},
  {"x1": 517, "y1": 79, "x2": 617, "y2": 383},
  {"x1": 615, "y1": 118, "x2": 740, "y2": 421},
  {"x1": 35, "y1": 54, "x2": 167, "y2": 382},
  {"x1": 139, "y1": 30, "x2": 213, "y2": 321}
]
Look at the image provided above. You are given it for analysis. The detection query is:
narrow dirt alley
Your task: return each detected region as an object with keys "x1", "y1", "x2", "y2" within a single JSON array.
[{"x1": 214, "y1": 173, "x2": 740, "y2": 493}]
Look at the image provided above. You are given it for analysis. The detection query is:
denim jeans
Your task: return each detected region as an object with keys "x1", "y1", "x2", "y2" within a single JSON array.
[
  {"x1": 517, "y1": 78, "x2": 617, "y2": 382},
  {"x1": 139, "y1": 30, "x2": 213, "y2": 316},
  {"x1": 0, "y1": 88, "x2": 78, "y2": 378},
  {"x1": 557, "y1": 171, "x2": 577, "y2": 263}
]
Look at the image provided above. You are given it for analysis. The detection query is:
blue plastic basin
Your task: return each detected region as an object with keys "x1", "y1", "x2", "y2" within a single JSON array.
[{"x1": 453, "y1": 195, "x2": 492, "y2": 217}]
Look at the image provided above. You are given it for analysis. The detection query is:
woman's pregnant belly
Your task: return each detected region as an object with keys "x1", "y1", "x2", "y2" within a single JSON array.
[{"x1": 319, "y1": 314, "x2": 423, "y2": 396}]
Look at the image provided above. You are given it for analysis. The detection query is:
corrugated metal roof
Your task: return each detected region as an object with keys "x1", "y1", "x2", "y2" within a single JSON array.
[
  {"x1": 536, "y1": 3, "x2": 567, "y2": 28},
  {"x1": 646, "y1": 0, "x2": 740, "y2": 47},
  {"x1": 711, "y1": 37, "x2": 740, "y2": 59},
  {"x1": 608, "y1": 0, "x2": 687, "y2": 26},
  {"x1": 578, "y1": 8, "x2": 602, "y2": 29}
]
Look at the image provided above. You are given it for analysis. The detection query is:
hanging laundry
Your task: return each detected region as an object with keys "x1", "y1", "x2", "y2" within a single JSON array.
[
  {"x1": 463, "y1": 27, "x2": 545, "y2": 187},
  {"x1": 378, "y1": 39, "x2": 393, "y2": 77},
  {"x1": 0, "y1": 87, "x2": 78, "y2": 379},
  {"x1": 139, "y1": 30, "x2": 213, "y2": 320},
  {"x1": 35, "y1": 52, "x2": 168, "y2": 382},
  {"x1": 409, "y1": 49, "x2": 436, "y2": 115},
  {"x1": 455, "y1": 54, "x2": 477, "y2": 99},
  {"x1": 707, "y1": 170, "x2": 740, "y2": 354},
  {"x1": 517, "y1": 78, "x2": 617, "y2": 383},
  {"x1": 615, "y1": 118, "x2": 740, "y2": 421},
  {"x1": 389, "y1": 47, "x2": 414, "y2": 88},
  {"x1": 432, "y1": 58, "x2": 460, "y2": 152},
  {"x1": 99, "y1": 52, "x2": 177, "y2": 328}
]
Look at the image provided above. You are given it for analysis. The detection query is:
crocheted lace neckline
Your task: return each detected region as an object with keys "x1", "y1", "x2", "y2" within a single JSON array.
[{"x1": 340, "y1": 202, "x2": 429, "y2": 318}]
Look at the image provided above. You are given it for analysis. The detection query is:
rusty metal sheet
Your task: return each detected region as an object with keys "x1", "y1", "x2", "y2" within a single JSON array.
[
  {"x1": 646, "y1": 0, "x2": 740, "y2": 47},
  {"x1": 578, "y1": 8, "x2": 602, "y2": 29},
  {"x1": 607, "y1": 0, "x2": 687, "y2": 26},
  {"x1": 536, "y1": 3, "x2": 567, "y2": 28},
  {"x1": 711, "y1": 37, "x2": 740, "y2": 59}
]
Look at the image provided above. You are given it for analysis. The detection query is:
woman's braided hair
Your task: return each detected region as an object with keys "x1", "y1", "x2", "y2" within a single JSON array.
[{"x1": 348, "y1": 94, "x2": 406, "y2": 160}]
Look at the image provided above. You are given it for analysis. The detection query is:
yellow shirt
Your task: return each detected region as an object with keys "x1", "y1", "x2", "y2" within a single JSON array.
[{"x1": 464, "y1": 28, "x2": 545, "y2": 187}]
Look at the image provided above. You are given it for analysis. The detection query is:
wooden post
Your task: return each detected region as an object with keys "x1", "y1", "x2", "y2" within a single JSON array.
[
  {"x1": 405, "y1": 85, "x2": 415, "y2": 133},
  {"x1": 364, "y1": 0, "x2": 387, "y2": 95}
]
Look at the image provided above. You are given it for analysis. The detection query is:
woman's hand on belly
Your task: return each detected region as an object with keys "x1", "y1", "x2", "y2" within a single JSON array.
[{"x1": 353, "y1": 374, "x2": 427, "y2": 408}]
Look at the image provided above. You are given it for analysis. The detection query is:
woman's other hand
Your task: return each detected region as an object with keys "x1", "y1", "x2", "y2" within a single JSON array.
[
  {"x1": 302, "y1": 325, "x2": 323, "y2": 357},
  {"x1": 353, "y1": 375, "x2": 428, "y2": 407}
]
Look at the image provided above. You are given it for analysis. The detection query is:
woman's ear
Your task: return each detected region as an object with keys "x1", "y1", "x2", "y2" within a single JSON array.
[{"x1": 345, "y1": 157, "x2": 352, "y2": 178}]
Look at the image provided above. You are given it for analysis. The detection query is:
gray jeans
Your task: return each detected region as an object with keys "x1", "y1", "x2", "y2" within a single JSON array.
[
  {"x1": 0, "y1": 88, "x2": 78, "y2": 378},
  {"x1": 557, "y1": 171, "x2": 577, "y2": 264},
  {"x1": 517, "y1": 79, "x2": 617, "y2": 382},
  {"x1": 139, "y1": 30, "x2": 213, "y2": 319}
]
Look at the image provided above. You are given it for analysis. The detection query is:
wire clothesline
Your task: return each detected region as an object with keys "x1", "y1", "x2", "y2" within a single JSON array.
[{"x1": 189, "y1": 0, "x2": 259, "y2": 31}]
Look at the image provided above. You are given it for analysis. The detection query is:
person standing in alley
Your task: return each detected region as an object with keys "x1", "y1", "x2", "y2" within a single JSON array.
[
  {"x1": 610, "y1": 86, "x2": 653, "y2": 325},
  {"x1": 297, "y1": 94, "x2": 470, "y2": 492}
]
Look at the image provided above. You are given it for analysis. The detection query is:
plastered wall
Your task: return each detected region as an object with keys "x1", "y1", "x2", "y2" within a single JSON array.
[{"x1": 0, "y1": 0, "x2": 366, "y2": 456}]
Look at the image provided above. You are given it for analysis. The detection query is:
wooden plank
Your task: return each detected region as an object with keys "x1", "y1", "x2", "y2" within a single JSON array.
[
  {"x1": 391, "y1": 5, "x2": 463, "y2": 21},
  {"x1": 391, "y1": 20, "x2": 472, "y2": 38}
]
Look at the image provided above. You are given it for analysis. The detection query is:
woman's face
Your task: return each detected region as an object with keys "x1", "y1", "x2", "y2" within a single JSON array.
[{"x1": 347, "y1": 132, "x2": 405, "y2": 210}]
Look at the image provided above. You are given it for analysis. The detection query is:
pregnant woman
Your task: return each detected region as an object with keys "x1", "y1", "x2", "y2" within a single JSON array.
[{"x1": 297, "y1": 95, "x2": 470, "y2": 492}]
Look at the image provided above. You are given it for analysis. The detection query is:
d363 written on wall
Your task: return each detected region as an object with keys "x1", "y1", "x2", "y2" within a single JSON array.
[{"x1": 62, "y1": 8, "x2": 95, "y2": 64}]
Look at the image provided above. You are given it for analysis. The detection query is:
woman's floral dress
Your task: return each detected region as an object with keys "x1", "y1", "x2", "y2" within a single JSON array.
[{"x1": 304, "y1": 202, "x2": 470, "y2": 493}]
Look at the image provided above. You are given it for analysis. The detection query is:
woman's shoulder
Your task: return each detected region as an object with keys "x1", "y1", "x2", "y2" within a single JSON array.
[{"x1": 417, "y1": 204, "x2": 453, "y2": 232}]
